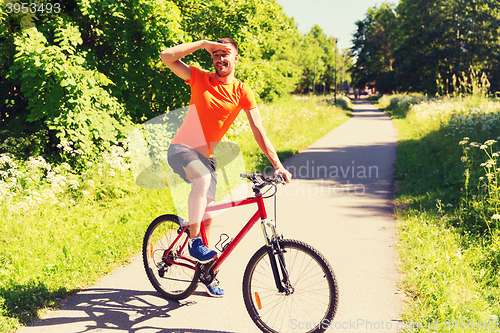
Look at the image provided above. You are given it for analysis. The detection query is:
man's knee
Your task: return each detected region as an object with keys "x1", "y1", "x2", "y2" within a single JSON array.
[{"x1": 191, "y1": 173, "x2": 211, "y2": 191}]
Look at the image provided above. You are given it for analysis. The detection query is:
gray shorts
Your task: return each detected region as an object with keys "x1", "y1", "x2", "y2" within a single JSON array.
[{"x1": 167, "y1": 144, "x2": 217, "y2": 201}]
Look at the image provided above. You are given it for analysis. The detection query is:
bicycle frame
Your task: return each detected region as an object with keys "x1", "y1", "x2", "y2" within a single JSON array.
[{"x1": 166, "y1": 192, "x2": 270, "y2": 275}]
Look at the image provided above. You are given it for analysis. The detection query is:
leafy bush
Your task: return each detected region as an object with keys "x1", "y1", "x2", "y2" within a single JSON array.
[
  {"x1": 4, "y1": 17, "x2": 134, "y2": 160},
  {"x1": 237, "y1": 58, "x2": 300, "y2": 102}
]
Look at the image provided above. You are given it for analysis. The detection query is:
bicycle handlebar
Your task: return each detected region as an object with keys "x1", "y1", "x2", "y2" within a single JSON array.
[{"x1": 240, "y1": 173, "x2": 286, "y2": 185}]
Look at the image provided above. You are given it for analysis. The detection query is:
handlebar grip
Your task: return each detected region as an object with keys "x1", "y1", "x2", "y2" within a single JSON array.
[
  {"x1": 240, "y1": 172, "x2": 264, "y2": 179},
  {"x1": 275, "y1": 173, "x2": 286, "y2": 183}
]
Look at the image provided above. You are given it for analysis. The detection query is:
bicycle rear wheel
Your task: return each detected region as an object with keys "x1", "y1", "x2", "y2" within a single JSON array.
[
  {"x1": 243, "y1": 239, "x2": 338, "y2": 333},
  {"x1": 142, "y1": 214, "x2": 199, "y2": 300}
]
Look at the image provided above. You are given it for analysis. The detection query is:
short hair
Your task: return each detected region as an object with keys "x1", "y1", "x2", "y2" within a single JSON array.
[{"x1": 216, "y1": 38, "x2": 238, "y2": 54}]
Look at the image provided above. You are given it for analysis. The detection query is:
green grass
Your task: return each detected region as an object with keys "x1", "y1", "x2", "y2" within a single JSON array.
[
  {"x1": 378, "y1": 94, "x2": 500, "y2": 331},
  {"x1": 0, "y1": 94, "x2": 350, "y2": 332}
]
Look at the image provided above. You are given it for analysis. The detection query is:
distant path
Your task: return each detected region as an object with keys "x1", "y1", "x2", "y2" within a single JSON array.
[{"x1": 18, "y1": 98, "x2": 402, "y2": 333}]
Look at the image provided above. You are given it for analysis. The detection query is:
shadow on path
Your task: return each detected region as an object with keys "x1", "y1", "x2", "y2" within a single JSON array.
[{"x1": 27, "y1": 288, "x2": 232, "y2": 333}]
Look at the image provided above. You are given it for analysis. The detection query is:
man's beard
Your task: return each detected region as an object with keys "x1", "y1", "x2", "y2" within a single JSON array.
[{"x1": 215, "y1": 62, "x2": 232, "y2": 77}]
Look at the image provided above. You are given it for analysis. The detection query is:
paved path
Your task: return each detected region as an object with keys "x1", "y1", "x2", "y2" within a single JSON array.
[{"x1": 18, "y1": 99, "x2": 402, "y2": 333}]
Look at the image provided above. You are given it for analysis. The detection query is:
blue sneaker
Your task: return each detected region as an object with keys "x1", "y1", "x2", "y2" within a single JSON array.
[
  {"x1": 188, "y1": 238, "x2": 218, "y2": 263},
  {"x1": 201, "y1": 280, "x2": 225, "y2": 298}
]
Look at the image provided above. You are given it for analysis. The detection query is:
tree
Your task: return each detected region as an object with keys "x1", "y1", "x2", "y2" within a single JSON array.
[
  {"x1": 350, "y1": 3, "x2": 397, "y2": 93},
  {"x1": 1, "y1": 0, "x2": 351, "y2": 161},
  {"x1": 395, "y1": 0, "x2": 500, "y2": 94}
]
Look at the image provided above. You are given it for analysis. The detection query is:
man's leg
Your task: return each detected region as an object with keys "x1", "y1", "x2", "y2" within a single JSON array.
[
  {"x1": 183, "y1": 159, "x2": 211, "y2": 239},
  {"x1": 182, "y1": 156, "x2": 224, "y2": 297},
  {"x1": 202, "y1": 200, "x2": 215, "y2": 247}
]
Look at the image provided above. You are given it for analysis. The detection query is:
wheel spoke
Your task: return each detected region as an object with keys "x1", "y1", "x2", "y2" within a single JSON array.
[
  {"x1": 142, "y1": 216, "x2": 199, "y2": 300},
  {"x1": 243, "y1": 239, "x2": 338, "y2": 333}
]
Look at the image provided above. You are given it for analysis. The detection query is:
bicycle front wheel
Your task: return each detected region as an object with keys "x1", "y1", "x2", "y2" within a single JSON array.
[
  {"x1": 243, "y1": 239, "x2": 339, "y2": 333},
  {"x1": 142, "y1": 214, "x2": 199, "y2": 300}
]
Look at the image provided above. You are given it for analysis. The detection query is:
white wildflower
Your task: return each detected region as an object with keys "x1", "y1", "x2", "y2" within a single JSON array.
[
  {"x1": 41, "y1": 189, "x2": 55, "y2": 199},
  {"x1": 485, "y1": 160, "x2": 496, "y2": 168},
  {"x1": 87, "y1": 180, "x2": 95, "y2": 187},
  {"x1": 484, "y1": 140, "x2": 497, "y2": 146},
  {"x1": 60, "y1": 163, "x2": 71, "y2": 170},
  {"x1": 492, "y1": 214, "x2": 500, "y2": 220},
  {"x1": 68, "y1": 180, "x2": 79, "y2": 190},
  {"x1": 480, "y1": 145, "x2": 488, "y2": 150}
]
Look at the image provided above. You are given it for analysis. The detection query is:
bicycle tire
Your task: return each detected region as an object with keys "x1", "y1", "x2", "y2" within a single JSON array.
[
  {"x1": 243, "y1": 239, "x2": 339, "y2": 333},
  {"x1": 142, "y1": 214, "x2": 200, "y2": 300}
]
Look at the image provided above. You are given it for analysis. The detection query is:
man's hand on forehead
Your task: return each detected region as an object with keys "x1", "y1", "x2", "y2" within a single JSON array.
[{"x1": 203, "y1": 40, "x2": 233, "y2": 56}]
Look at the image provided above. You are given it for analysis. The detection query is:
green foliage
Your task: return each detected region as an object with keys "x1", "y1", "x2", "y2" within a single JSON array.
[
  {"x1": 2, "y1": 14, "x2": 134, "y2": 160},
  {"x1": 384, "y1": 94, "x2": 500, "y2": 330},
  {"x1": 237, "y1": 58, "x2": 299, "y2": 102},
  {"x1": 351, "y1": 3, "x2": 397, "y2": 93},
  {"x1": 352, "y1": 0, "x2": 500, "y2": 95},
  {"x1": 76, "y1": 0, "x2": 189, "y2": 120},
  {"x1": 377, "y1": 93, "x2": 430, "y2": 119},
  {"x1": 395, "y1": 0, "x2": 500, "y2": 94},
  {"x1": 1, "y1": 0, "x2": 344, "y2": 160}
]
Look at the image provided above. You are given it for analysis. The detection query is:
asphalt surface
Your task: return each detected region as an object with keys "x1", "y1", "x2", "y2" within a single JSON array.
[{"x1": 18, "y1": 99, "x2": 403, "y2": 333}]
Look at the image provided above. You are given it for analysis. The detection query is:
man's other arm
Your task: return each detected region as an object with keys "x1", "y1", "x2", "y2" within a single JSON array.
[{"x1": 245, "y1": 108, "x2": 292, "y2": 182}]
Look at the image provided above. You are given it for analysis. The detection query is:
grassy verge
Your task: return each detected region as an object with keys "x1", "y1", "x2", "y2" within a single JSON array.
[
  {"x1": 377, "y1": 94, "x2": 500, "y2": 331},
  {"x1": 0, "y1": 94, "x2": 350, "y2": 332}
]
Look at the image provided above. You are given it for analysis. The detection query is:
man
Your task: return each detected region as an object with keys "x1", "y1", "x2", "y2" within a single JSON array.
[{"x1": 160, "y1": 38, "x2": 292, "y2": 297}]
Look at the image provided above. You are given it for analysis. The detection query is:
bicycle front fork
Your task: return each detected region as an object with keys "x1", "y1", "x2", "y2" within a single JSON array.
[{"x1": 260, "y1": 218, "x2": 294, "y2": 295}]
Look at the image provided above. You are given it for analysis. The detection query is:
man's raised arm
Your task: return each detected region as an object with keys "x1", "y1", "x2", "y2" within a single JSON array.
[{"x1": 160, "y1": 40, "x2": 231, "y2": 81}]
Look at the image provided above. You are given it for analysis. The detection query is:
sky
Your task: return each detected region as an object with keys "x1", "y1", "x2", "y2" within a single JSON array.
[{"x1": 277, "y1": 0, "x2": 387, "y2": 51}]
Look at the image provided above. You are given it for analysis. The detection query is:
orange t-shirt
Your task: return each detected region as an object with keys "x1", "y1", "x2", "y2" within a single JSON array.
[{"x1": 171, "y1": 66, "x2": 257, "y2": 157}]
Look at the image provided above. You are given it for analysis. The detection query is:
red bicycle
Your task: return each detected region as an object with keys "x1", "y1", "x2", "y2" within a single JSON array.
[{"x1": 142, "y1": 173, "x2": 339, "y2": 333}]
